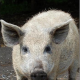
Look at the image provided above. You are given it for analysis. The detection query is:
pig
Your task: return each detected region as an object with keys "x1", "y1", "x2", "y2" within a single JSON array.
[{"x1": 0, "y1": 10, "x2": 79, "y2": 80}]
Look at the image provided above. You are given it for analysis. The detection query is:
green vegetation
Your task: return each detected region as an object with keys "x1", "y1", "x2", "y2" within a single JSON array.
[
  {"x1": 46, "y1": 0, "x2": 68, "y2": 3},
  {"x1": 0, "y1": 0, "x2": 15, "y2": 4},
  {"x1": 0, "y1": 1, "x2": 29, "y2": 15},
  {"x1": 0, "y1": 0, "x2": 68, "y2": 15}
]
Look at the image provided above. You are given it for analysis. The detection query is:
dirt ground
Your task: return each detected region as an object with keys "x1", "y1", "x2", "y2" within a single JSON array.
[{"x1": 0, "y1": 47, "x2": 16, "y2": 80}]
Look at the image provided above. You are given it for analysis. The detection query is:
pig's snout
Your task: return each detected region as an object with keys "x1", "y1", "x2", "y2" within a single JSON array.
[{"x1": 31, "y1": 71, "x2": 47, "y2": 80}]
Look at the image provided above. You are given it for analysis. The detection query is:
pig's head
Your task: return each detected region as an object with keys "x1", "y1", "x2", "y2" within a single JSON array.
[{"x1": 0, "y1": 18, "x2": 72, "y2": 80}]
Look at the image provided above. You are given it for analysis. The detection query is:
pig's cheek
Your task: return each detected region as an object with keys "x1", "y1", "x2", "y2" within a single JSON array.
[
  {"x1": 42, "y1": 61, "x2": 50, "y2": 73},
  {"x1": 42, "y1": 61, "x2": 54, "y2": 73},
  {"x1": 20, "y1": 60, "x2": 30, "y2": 75},
  {"x1": 27, "y1": 59, "x2": 35, "y2": 73},
  {"x1": 20, "y1": 61, "x2": 28, "y2": 73},
  {"x1": 20, "y1": 59, "x2": 35, "y2": 74}
]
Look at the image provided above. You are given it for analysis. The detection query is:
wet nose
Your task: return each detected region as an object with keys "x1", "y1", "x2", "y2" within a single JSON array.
[{"x1": 31, "y1": 71, "x2": 47, "y2": 80}]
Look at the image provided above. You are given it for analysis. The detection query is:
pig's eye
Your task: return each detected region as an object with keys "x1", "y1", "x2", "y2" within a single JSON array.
[
  {"x1": 22, "y1": 47, "x2": 28, "y2": 53},
  {"x1": 44, "y1": 46, "x2": 51, "y2": 53}
]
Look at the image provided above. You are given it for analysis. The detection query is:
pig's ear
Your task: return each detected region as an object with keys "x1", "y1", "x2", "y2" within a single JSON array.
[
  {"x1": 50, "y1": 19, "x2": 72, "y2": 44},
  {"x1": 0, "y1": 20, "x2": 24, "y2": 47}
]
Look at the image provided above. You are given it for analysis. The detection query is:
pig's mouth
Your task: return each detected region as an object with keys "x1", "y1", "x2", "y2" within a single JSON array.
[
  {"x1": 30, "y1": 71, "x2": 48, "y2": 80},
  {"x1": 22, "y1": 71, "x2": 49, "y2": 80},
  {"x1": 22, "y1": 77, "x2": 48, "y2": 80},
  {"x1": 22, "y1": 77, "x2": 28, "y2": 80}
]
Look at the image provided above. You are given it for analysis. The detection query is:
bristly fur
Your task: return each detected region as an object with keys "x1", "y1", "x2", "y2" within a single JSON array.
[{"x1": 0, "y1": 10, "x2": 79, "y2": 80}]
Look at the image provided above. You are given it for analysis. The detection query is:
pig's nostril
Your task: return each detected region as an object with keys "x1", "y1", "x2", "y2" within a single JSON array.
[
  {"x1": 31, "y1": 74, "x2": 36, "y2": 77},
  {"x1": 31, "y1": 71, "x2": 47, "y2": 80},
  {"x1": 22, "y1": 77, "x2": 28, "y2": 80},
  {"x1": 41, "y1": 74, "x2": 47, "y2": 77}
]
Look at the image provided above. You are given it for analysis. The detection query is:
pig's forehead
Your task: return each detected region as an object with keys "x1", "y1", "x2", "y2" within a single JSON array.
[
  {"x1": 21, "y1": 10, "x2": 71, "y2": 44},
  {"x1": 22, "y1": 32, "x2": 51, "y2": 45},
  {"x1": 22, "y1": 10, "x2": 71, "y2": 31}
]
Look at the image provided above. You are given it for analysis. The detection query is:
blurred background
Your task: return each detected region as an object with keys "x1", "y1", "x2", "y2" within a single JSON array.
[
  {"x1": 0, "y1": 0, "x2": 79, "y2": 46},
  {"x1": 0, "y1": 0, "x2": 79, "y2": 80},
  {"x1": 0, "y1": 0, "x2": 79, "y2": 25}
]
